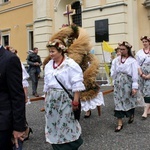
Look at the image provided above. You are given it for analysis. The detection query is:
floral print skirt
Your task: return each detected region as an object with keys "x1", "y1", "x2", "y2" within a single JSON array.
[
  {"x1": 114, "y1": 73, "x2": 138, "y2": 111},
  {"x1": 141, "y1": 63, "x2": 150, "y2": 103},
  {"x1": 44, "y1": 89, "x2": 81, "y2": 144}
]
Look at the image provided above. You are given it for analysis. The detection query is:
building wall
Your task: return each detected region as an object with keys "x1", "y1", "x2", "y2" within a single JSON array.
[
  {"x1": 0, "y1": 0, "x2": 33, "y2": 62},
  {"x1": 137, "y1": 0, "x2": 150, "y2": 49},
  {"x1": 0, "y1": 0, "x2": 149, "y2": 65},
  {"x1": 33, "y1": 0, "x2": 54, "y2": 61},
  {"x1": 81, "y1": 0, "x2": 150, "y2": 61},
  {"x1": 82, "y1": 0, "x2": 128, "y2": 62}
]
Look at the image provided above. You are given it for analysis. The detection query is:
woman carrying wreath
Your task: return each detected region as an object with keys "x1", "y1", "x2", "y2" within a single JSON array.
[
  {"x1": 43, "y1": 24, "x2": 104, "y2": 119},
  {"x1": 43, "y1": 39, "x2": 85, "y2": 150}
]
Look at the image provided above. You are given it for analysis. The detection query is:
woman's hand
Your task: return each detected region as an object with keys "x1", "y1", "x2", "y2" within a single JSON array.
[
  {"x1": 72, "y1": 100, "x2": 79, "y2": 111},
  {"x1": 141, "y1": 73, "x2": 150, "y2": 79},
  {"x1": 131, "y1": 89, "x2": 137, "y2": 96},
  {"x1": 72, "y1": 91, "x2": 80, "y2": 110},
  {"x1": 141, "y1": 73, "x2": 146, "y2": 79},
  {"x1": 144, "y1": 74, "x2": 150, "y2": 79}
]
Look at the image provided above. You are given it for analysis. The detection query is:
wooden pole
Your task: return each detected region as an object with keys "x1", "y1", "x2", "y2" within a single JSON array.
[{"x1": 30, "y1": 96, "x2": 45, "y2": 102}]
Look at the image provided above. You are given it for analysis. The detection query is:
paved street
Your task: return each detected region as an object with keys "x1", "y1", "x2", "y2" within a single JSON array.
[{"x1": 24, "y1": 78, "x2": 150, "y2": 150}]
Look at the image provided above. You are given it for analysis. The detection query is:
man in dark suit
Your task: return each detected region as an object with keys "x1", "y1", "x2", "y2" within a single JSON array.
[{"x1": 0, "y1": 31, "x2": 26, "y2": 150}]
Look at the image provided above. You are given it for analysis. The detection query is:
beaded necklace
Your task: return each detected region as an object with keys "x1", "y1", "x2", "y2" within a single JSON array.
[
  {"x1": 121, "y1": 56, "x2": 129, "y2": 64},
  {"x1": 143, "y1": 48, "x2": 150, "y2": 54},
  {"x1": 53, "y1": 56, "x2": 64, "y2": 69}
]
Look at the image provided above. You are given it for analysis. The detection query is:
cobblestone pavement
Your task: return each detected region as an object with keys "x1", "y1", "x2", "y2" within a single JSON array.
[{"x1": 23, "y1": 78, "x2": 150, "y2": 150}]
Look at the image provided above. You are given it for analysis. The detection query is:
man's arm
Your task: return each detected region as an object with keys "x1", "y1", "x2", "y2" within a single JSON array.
[
  {"x1": 6, "y1": 55, "x2": 26, "y2": 132},
  {"x1": 27, "y1": 54, "x2": 35, "y2": 66}
]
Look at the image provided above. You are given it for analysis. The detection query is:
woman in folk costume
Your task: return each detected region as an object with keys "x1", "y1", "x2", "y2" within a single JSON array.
[
  {"x1": 43, "y1": 38, "x2": 85, "y2": 150},
  {"x1": 136, "y1": 36, "x2": 150, "y2": 119},
  {"x1": 21, "y1": 63, "x2": 30, "y2": 103},
  {"x1": 111, "y1": 41, "x2": 139, "y2": 132},
  {"x1": 43, "y1": 24, "x2": 104, "y2": 119}
]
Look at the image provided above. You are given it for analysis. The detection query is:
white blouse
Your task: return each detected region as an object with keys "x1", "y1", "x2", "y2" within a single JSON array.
[
  {"x1": 21, "y1": 64, "x2": 29, "y2": 88},
  {"x1": 136, "y1": 49, "x2": 150, "y2": 67},
  {"x1": 22, "y1": 64, "x2": 29, "y2": 80},
  {"x1": 111, "y1": 56, "x2": 138, "y2": 89},
  {"x1": 43, "y1": 56, "x2": 85, "y2": 93}
]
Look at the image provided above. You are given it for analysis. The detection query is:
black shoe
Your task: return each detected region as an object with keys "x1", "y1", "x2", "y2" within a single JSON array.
[
  {"x1": 141, "y1": 116, "x2": 147, "y2": 120},
  {"x1": 84, "y1": 110, "x2": 91, "y2": 118},
  {"x1": 24, "y1": 127, "x2": 33, "y2": 141},
  {"x1": 128, "y1": 115, "x2": 134, "y2": 124},
  {"x1": 33, "y1": 93, "x2": 39, "y2": 97},
  {"x1": 115, "y1": 125, "x2": 123, "y2": 132}
]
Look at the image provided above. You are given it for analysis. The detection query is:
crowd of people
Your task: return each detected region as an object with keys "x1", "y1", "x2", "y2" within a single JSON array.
[{"x1": 0, "y1": 27, "x2": 150, "y2": 150}]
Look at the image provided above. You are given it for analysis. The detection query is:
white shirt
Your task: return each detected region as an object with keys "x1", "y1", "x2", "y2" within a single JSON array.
[
  {"x1": 43, "y1": 55, "x2": 85, "y2": 93},
  {"x1": 21, "y1": 64, "x2": 29, "y2": 80},
  {"x1": 111, "y1": 56, "x2": 138, "y2": 89},
  {"x1": 136, "y1": 49, "x2": 150, "y2": 67}
]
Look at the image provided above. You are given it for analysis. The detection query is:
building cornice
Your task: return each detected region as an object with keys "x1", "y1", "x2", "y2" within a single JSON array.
[
  {"x1": 0, "y1": 2, "x2": 32, "y2": 14},
  {"x1": 82, "y1": 2, "x2": 127, "y2": 12},
  {"x1": 54, "y1": 0, "x2": 83, "y2": 12},
  {"x1": 1, "y1": 28, "x2": 11, "y2": 32},
  {"x1": 34, "y1": 18, "x2": 52, "y2": 23},
  {"x1": 26, "y1": 23, "x2": 33, "y2": 27}
]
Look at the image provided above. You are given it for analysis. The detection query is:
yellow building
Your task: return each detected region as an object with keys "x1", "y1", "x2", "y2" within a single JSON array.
[
  {"x1": 0, "y1": 0, "x2": 33, "y2": 63},
  {"x1": 0, "y1": 0, "x2": 150, "y2": 65}
]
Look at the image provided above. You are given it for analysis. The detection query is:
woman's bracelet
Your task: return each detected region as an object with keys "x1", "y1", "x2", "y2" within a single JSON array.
[
  {"x1": 72, "y1": 101, "x2": 79, "y2": 106},
  {"x1": 140, "y1": 73, "x2": 143, "y2": 77}
]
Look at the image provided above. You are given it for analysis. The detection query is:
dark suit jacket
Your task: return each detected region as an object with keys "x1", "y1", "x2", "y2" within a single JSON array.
[
  {"x1": 27, "y1": 53, "x2": 42, "y2": 73},
  {"x1": 0, "y1": 46, "x2": 26, "y2": 132}
]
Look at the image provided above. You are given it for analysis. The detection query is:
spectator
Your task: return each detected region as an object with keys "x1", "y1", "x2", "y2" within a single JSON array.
[
  {"x1": 26, "y1": 47, "x2": 42, "y2": 97},
  {"x1": 0, "y1": 31, "x2": 26, "y2": 150}
]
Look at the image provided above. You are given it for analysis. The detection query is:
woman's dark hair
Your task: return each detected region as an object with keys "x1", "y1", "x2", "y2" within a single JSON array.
[
  {"x1": 114, "y1": 47, "x2": 120, "y2": 53},
  {"x1": 140, "y1": 36, "x2": 150, "y2": 42},
  {"x1": 119, "y1": 41, "x2": 134, "y2": 58},
  {"x1": 126, "y1": 47, "x2": 134, "y2": 58}
]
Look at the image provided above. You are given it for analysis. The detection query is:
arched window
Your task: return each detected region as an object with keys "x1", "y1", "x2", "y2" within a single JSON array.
[{"x1": 72, "y1": 1, "x2": 82, "y2": 27}]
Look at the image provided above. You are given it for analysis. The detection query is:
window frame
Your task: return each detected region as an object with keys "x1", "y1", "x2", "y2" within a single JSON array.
[
  {"x1": 71, "y1": 1, "x2": 82, "y2": 27},
  {"x1": 2, "y1": 34, "x2": 10, "y2": 47},
  {"x1": 27, "y1": 30, "x2": 34, "y2": 51},
  {"x1": 3, "y1": 0, "x2": 9, "y2": 3}
]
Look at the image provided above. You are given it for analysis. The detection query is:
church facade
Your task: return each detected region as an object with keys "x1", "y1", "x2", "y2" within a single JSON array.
[{"x1": 0, "y1": 0, "x2": 150, "y2": 64}]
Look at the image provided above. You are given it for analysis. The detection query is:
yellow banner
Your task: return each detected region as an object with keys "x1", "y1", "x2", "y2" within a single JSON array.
[
  {"x1": 102, "y1": 41, "x2": 114, "y2": 53},
  {"x1": 104, "y1": 63, "x2": 113, "y2": 85},
  {"x1": 104, "y1": 63, "x2": 110, "y2": 76}
]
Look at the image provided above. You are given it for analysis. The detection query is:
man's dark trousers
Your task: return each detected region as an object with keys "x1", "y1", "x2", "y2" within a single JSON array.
[
  {"x1": 30, "y1": 68, "x2": 39, "y2": 95},
  {"x1": 0, "y1": 129, "x2": 13, "y2": 150}
]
